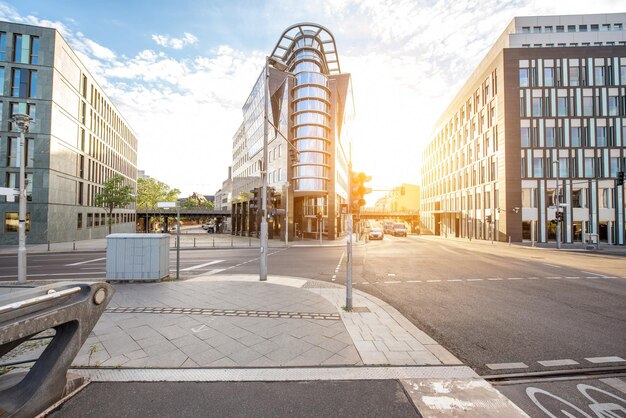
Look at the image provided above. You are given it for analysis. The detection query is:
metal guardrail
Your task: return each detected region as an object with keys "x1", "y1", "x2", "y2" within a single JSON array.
[{"x1": 0, "y1": 281, "x2": 114, "y2": 417}]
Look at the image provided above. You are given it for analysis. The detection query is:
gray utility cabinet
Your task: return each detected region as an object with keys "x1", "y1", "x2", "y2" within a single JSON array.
[{"x1": 106, "y1": 234, "x2": 170, "y2": 281}]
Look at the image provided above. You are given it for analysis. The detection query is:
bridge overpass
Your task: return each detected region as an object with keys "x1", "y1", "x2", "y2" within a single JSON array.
[{"x1": 136, "y1": 208, "x2": 231, "y2": 232}]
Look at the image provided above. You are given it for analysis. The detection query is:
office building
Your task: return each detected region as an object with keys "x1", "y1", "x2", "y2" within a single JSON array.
[
  {"x1": 421, "y1": 13, "x2": 626, "y2": 245},
  {"x1": 231, "y1": 23, "x2": 354, "y2": 240},
  {"x1": 0, "y1": 21, "x2": 138, "y2": 244}
]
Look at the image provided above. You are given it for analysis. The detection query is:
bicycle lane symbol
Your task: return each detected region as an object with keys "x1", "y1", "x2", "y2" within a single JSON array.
[{"x1": 526, "y1": 382, "x2": 626, "y2": 417}]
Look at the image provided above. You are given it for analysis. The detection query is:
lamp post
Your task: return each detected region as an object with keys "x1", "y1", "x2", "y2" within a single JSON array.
[
  {"x1": 12, "y1": 113, "x2": 32, "y2": 284},
  {"x1": 553, "y1": 160, "x2": 561, "y2": 249},
  {"x1": 260, "y1": 56, "x2": 290, "y2": 282},
  {"x1": 285, "y1": 181, "x2": 290, "y2": 247}
]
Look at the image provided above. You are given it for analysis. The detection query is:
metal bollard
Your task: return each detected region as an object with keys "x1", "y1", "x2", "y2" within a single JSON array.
[
  {"x1": 508, "y1": 236, "x2": 511, "y2": 246},
  {"x1": 213, "y1": 236, "x2": 215, "y2": 247},
  {"x1": 194, "y1": 237, "x2": 196, "y2": 248},
  {"x1": 47, "y1": 241, "x2": 50, "y2": 251},
  {"x1": 249, "y1": 235, "x2": 251, "y2": 247},
  {"x1": 73, "y1": 241, "x2": 76, "y2": 251},
  {"x1": 231, "y1": 235, "x2": 233, "y2": 247}
]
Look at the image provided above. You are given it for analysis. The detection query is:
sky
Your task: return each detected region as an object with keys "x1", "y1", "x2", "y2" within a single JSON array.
[{"x1": 1, "y1": 0, "x2": 625, "y2": 204}]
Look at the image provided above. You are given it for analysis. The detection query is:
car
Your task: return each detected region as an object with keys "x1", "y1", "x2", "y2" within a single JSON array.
[
  {"x1": 201, "y1": 224, "x2": 209, "y2": 230},
  {"x1": 383, "y1": 221, "x2": 395, "y2": 235},
  {"x1": 369, "y1": 227, "x2": 384, "y2": 240},
  {"x1": 392, "y1": 222, "x2": 407, "y2": 237}
]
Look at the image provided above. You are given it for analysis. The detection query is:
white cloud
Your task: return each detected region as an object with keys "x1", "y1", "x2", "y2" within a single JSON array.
[{"x1": 151, "y1": 32, "x2": 198, "y2": 49}]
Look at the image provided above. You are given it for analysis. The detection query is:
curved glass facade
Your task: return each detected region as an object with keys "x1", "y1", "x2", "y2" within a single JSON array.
[{"x1": 288, "y1": 30, "x2": 332, "y2": 194}]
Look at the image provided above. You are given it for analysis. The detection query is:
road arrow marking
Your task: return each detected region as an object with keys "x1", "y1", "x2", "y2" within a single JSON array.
[{"x1": 66, "y1": 257, "x2": 106, "y2": 266}]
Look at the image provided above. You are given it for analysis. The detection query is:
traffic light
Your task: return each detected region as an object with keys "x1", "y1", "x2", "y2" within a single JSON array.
[
  {"x1": 618, "y1": 171, "x2": 625, "y2": 186},
  {"x1": 316, "y1": 211, "x2": 323, "y2": 221},
  {"x1": 350, "y1": 171, "x2": 372, "y2": 214},
  {"x1": 555, "y1": 211, "x2": 563, "y2": 222},
  {"x1": 251, "y1": 188, "x2": 260, "y2": 209},
  {"x1": 268, "y1": 187, "x2": 276, "y2": 209},
  {"x1": 486, "y1": 215, "x2": 492, "y2": 223}
]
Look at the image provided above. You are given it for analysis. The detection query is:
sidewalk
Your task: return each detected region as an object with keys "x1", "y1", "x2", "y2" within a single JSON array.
[{"x1": 54, "y1": 273, "x2": 526, "y2": 416}]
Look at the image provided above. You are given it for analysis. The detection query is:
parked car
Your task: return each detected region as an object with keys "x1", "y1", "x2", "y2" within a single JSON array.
[
  {"x1": 392, "y1": 222, "x2": 407, "y2": 237},
  {"x1": 369, "y1": 227, "x2": 384, "y2": 240}
]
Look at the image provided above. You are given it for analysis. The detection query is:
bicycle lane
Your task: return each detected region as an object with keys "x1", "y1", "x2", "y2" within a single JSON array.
[{"x1": 494, "y1": 374, "x2": 626, "y2": 417}]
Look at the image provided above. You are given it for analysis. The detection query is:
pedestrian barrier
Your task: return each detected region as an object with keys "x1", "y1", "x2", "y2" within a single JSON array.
[{"x1": 0, "y1": 281, "x2": 113, "y2": 417}]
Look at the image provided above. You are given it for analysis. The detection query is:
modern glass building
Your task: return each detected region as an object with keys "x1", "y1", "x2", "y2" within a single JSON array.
[
  {"x1": 231, "y1": 23, "x2": 354, "y2": 240},
  {"x1": 0, "y1": 21, "x2": 138, "y2": 244},
  {"x1": 421, "y1": 13, "x2": 626, "y2": 245}
]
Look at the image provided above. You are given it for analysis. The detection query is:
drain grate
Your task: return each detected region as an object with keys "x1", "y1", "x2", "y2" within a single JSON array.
[{"x1": 105, "y1": 306, "x2": 341, "y2": 321}]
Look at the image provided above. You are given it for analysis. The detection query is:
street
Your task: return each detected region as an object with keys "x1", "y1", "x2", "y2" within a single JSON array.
[{"x1": 1, "y1": 235, "x2": 624, "y2": 416}]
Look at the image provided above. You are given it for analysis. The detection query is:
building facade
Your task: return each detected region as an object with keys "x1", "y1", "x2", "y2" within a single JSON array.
[
  {"x1": 0, "y1": 21, "x2": 138, "y2": 244},
  {"x1": 374, "y1": 183, "x2": 420, "y2": 213},
  {"x1": 231, "y1": 23, "x2": 354, "y2": 240},
  {"x1": 421, "y1": 13, "x2": 626, "y2": 245}
]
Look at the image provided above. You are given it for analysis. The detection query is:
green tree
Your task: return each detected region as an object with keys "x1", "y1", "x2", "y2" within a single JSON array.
[
  {"x1": 94, "y1": 175, "x2": 134, "y2": 234},
  {"x1": 181, "y1": 192, "x2": 214, "y2": 209},
  {"x1": 136, "y1": 178, "x2": 180, "y2": 210}
]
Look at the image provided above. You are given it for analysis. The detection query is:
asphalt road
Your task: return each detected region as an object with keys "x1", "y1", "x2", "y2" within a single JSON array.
[
  {"x1": 50, "y1": 380, "x2": 419, "y2": 418},
  {"x1": 3, "y1": 234, "x2": 625, "y2": 415}
]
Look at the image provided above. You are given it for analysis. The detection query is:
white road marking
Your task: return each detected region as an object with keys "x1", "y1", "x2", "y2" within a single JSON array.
[
  {"x1": 447, "y1": 279, "x2": 462, "y2": 282},
  {"x1": 486, "y1": 362, "x2": 528, "y2": 370},
  {"x1": 585, "y1": 356, "x2": 625, "y2": 364},
  {"x1": 384, "y1": 281, "x2": 401, "y2": 284},
  {"x1": 426, "y1": 280, "x2": 441, "y2": 283},
  {"x1": 507, "y1": 277, "x2": 524, "y2": 280},
  {"x1": 65, "y1": 257, "x2": 106, "y2": 266},
  {"x1": 191, "y1": 325, "x2": 207, "y2": 333},
  {"x1": 600, "y1": 378, "x2": 626, "y2": 394},
  {"x1": 406, "y1": 280, "x2": 421, "y2": 283},
  {"x1": 538, "y1": 359, "x2": 579, "y2": 367},
  {"x1": 527, "y1": 277, "x2": 540, "y2": 280},
  {"x1": 581, "y1": 271, "x2": 609, "y2": 277},
  {"x1": 543, "y1": 263, "x2": 561, "y2": 268},
  {"x1": 181, "y1": 260, "x2": 224, "y2": 271},
  {"x1": 467, "y1": 279, "x2": 483, "y2": 282},
  {"x1": 487, "y1": 278, "x2": 503, "y2": 281},
  {"x1": 546, "y1": 276, "x2": 562, "y2": 279},
  {"x1": 361, "y1": 282, "x2": 370, "y2": 285},
  {"x1": 387, "y1": 273, "x2": 396, "y2": 277},
  {"x1": 0, "y1": 272, "x2": 105, "y2": 279},
  {"x1": 564, "y1": 277, "x2": 580, "y2": 279}
]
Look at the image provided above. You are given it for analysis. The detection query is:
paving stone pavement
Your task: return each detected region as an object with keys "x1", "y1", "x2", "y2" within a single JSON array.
[{"x1": 72, "y1": 275, "x2": 461, "y2": 369}]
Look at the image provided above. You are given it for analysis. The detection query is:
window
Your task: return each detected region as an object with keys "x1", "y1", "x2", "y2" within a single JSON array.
[
  {"x1": 567, "y1": 25, "x2": 576, "y2": 32},
  {"x1": 599, "y1": 188, "x2": 612, "y2": 208},
  {"x1": 13, "y1": 34, "x2": 23, "y2": 62},
  {"x1": 522, "y1": 26, "x2": 530, "y2": 33},
  {"x1": 584, "y1": 157, "x2": 595, "y2": 177},
  {"x1": 608, "y1": 96, "x2": 619, "y2": 116},
  {"x1": 559, "y1": 158, "x2": 569, "y2": 177},
  {"x1": 546, "y1": 127, "x2": 556, "y2": 147},
  {"x1": 7, "y1": 137, "x2": 34, "y2": 167},
  {"x1": 533, "y1": 157, "x2": 544, "y2": 177},
  {"x1": 78, "y1": 181, "x2": 84, "y2": 205},
  {"x1": 571, "y1": 127, "x2": 582, "y2": 146},
  {"x1": 615, "y1": 23, "x2": 623, "y2": 30},
  {"x1": 30, "y1": 36, "x2": 39, "y2": 64},
  {"x1": 609, "y1": 157, "x2": 619, "y2": 177},
  {"x1": 596, "y1": 127, "x2": 607, "y2": 146},
  {"x1": 569, "y1": 67, "x2": 580, "y2": 86},
  {"x1": 87, "y1": 213, "x2": 93, "y2": 228},
  {"x1": 522, "y1": 188, "x2": 537, "y2": 207},
  {"x1": 519, "y1": 68, "x2": 529, "y2": 87},
  {"x1": 579, "y1": 25, "x2": 587, "y2": 32},
  {"x1": 557, "y1": 97, "x2": 568, "y2": 116},
  {"x1": 520, "y1": 128, "x2": 530, "y2": 148},
  {"x1": 544, "y1": 67, "x2": 554, "y2": 86},
  {"x1": 77, "y1": 213, "x2": 83, "y2": 229},
  {"x1": 590, "y1": 24, "x2": 599, "y2": 31},
  {"x1": 4, "y1": 212, "x2": 31, "y2": 232},
  {"x1": 602, "y1": 24, "x2": 610, "y2": 31},
  {"x1": 572, "y1": 190, "x2": 584, "y2": 207},
  {"x1": 0, "y1": 32, "x2": 6, "y2": 60},
  {"x1": 532, "y1": 97, "x2": 542, "y2": 116},
  {"x1": 545, "y1": 26, "x2": 553, "y2": 32},
  {"x1": 11, "y1": 68, "x2": 37, "y2": 98},
  {"x1": 556, "y1": 25, "x2": 564, "y2": 32},
  {"x1": 0, "y1": 67, "x2": 4, "y2": 95},
  {"x1": 582, "y1": 97, "x2": 593, "y2": 116},
  {"x1": 595, "y1": 66, "x2": 605, "y2": 85}
]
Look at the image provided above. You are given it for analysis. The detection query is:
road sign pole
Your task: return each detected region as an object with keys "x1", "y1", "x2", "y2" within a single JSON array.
[{"x1": 176, "y1": 203, "x2": 180, "y2": 280}]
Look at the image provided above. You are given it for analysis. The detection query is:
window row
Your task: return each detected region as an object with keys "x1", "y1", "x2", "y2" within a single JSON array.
[
  {"x1": 0, "y1": 32, "x2": 39, "y2": 64},
  {"x1": 520, "y1": 23, "x2": 622, "y2": 34},
  {"x1": 521, "y1": 155, "x2": 625, "y2": 179},
  {"x1": 520, "y1": 59, "x2": 626, "y2": 88},
  {"x1": 522, "y1": 187, "x2": 617, "y2": 210},
  {"x1": 520, "y1": 124, "x2": 625, "y2": 148},
  {"x1": 77, "y1": 212, "x2": 136, "y2": 229},
  {"x1": 520, "y1": 91, "x2": 626, "y2": 118}
]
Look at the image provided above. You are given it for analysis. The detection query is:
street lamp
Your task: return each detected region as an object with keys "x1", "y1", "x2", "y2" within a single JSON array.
[
  {"x1": 260, "y1": 56, "x2": 290, "y2": 281},
  {"x1": 11, "y1": 113, "x2": 32, "y2": 284}
]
